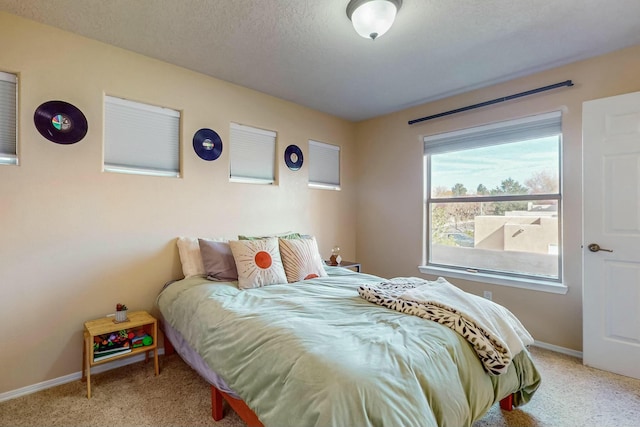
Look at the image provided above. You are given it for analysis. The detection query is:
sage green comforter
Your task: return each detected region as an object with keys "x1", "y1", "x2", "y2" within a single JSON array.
[{"x1": 157, "y1": 267, "x2": 540, "y2": 427}]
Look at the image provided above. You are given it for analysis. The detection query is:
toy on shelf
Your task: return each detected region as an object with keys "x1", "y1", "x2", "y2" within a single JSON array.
[{"x1": 130, "y1": 327, "x2": 154, "y2": 348}]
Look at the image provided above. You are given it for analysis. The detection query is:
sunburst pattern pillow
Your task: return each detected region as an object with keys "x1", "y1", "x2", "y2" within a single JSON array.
[
  {"x1": 229, "y1": 237, "x2": 287, "y2": 289},
  {"x1": 279, "y1": 236, "x2": 328, "y2": 283}
]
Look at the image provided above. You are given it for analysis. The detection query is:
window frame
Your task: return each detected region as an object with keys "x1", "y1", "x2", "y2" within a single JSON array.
[
  {"x1": 103, "y1": 95, "x2": 181, "y2": 178},
  {"x1": 0, "y1": 71, "x2": 18, "y2": 166},
  {"x1": 308, "y1": 139, "x2": 341, "y2": 190},
  {"x1": 419, "y1": 111, "x2": 567, "y2": 294},
  {"x1": 229, "y1": 122, "x2": 277, "y2": 185}
]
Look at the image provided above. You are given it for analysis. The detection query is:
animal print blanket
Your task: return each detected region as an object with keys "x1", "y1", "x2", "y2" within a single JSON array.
[{"x1": 358, "y1": 277, "x2": 534, "y2": 375}]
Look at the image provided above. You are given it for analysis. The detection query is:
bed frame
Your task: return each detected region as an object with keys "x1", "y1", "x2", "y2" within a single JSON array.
[{"x1": 162, "y1": 329, "x2": 513, "y2": 426}]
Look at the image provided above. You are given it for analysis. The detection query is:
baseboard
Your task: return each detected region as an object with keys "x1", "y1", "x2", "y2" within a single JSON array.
[
  {"x1": 0, "y1": 348, "x2": 165, "y2": 403},
  {"x1": 533, "y1": 340, "x2": 583, "y2": 359}
]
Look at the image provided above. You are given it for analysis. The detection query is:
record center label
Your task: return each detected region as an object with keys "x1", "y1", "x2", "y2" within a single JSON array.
[
  {"x1": 51, "y1": 114, "x2": 72, "y2": 132},
  {"x1": 202, "y1": 138, "x2": 214, "y2": 150}
]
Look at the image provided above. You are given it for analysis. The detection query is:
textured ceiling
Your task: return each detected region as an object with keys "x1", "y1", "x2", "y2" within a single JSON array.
[{"x1": 1, "y1": 0, "x2": 639, "y2": 121}]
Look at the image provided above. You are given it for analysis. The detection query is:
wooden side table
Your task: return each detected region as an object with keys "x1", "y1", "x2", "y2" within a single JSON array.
[
  {"x1": 82, "y1": 310, "x2": 159, "y2": 398},
  {"x1": 326, "y1": 260, "x2": 361, "y2": 272}
]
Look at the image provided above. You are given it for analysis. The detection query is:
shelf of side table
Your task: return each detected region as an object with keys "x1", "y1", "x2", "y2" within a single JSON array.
[{"x1": 81, "y1": 310, "x2": 159, "y2": 398}]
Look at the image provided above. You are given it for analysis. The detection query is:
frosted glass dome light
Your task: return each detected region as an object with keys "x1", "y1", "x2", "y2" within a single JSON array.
[{"x1": 346, "y1": 0, "x2": 402, "y2": 40}]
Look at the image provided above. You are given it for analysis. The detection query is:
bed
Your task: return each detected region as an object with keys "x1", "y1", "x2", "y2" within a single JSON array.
[{"x1": 156, "y1": 237, "x2": 541, "y2": 427}]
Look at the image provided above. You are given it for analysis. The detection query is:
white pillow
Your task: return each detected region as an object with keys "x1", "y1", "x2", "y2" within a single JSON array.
[
  {"x1": 176, "y1": 236, "x2": 227, "y2": 278},
  {"x1": 279, "y1": 236, "x2": 328, "y2": 283},
  {"x1": 229, "y1": 237, "x2": 287, "y2": 289}
]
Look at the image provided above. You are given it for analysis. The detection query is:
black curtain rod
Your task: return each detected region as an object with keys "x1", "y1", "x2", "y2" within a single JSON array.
[{"x1": 408, "y1": 80, "x2": 574, "y2": 125}]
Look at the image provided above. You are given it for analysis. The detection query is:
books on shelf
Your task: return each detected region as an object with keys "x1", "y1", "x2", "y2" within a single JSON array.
[
  {"x1": 91, "y1": 328, "x2": 153, "y2": 362},
  {"x1": 93, "y1": 347, "x2": 131, "y2": 362}
]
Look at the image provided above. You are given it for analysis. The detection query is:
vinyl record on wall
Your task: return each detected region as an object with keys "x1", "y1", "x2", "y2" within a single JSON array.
[
  {"x1": 284, "y1": 144, "x2": 303, "y2": 171},
  {"x1": 33, "y1": 100, "x2": 88, "y2": 144},
  {"x1": 193, "y1": 128, "x2": 223, "y2": 161}
]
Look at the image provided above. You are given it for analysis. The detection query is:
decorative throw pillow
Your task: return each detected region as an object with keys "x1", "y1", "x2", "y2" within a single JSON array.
[
  {"x1": 176, "y1": 236, "x2": 227, "y2": 278},
  {"x1": 229, "y1": 237, "x2": 287, "y2": 289},
  {"x1": 278, "y1": 236, "x2": 328, "y2": 283},
  {"x1": 238, "y1": 231, "x2": 302, "y2": 241},
  {"x1": 198, "y1": 239, "x2": 238, "y2": 281}
]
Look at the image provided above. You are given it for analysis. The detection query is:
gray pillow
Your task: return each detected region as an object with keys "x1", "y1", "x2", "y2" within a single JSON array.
[{"x1": 198, "y1": 239, "x2": 238, "y2": 281}]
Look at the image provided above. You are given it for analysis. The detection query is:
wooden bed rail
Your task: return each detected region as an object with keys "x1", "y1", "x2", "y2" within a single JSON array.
[{"x1": 212, "y1": 386, "x2": 514, "y2": 424}]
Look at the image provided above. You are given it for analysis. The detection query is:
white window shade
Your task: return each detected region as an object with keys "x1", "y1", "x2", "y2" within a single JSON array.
[
  {"x1": 308, "y1": 140, "x2": 340, "y2": 189},
  {"x1": 424, "y1": 111, "x2": 561, "y2": 154},
  {"x1": 229, "y1": 122, "x2": 276, "y2": 184},
  {"x1": 0, "y1": 71, "x2": 17, "y2": 165},
  {"x1": 104, "y1": 96, "x2": 180, "y2": 177}
]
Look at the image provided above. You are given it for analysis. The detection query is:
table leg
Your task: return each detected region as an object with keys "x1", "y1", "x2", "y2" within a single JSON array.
[
  {"x1": 85, "y1": 333, "x2": 92, "y2": 398},
  {"x1": 81, "y1": 333, "x2": 86, "y2": 382},
  {"x1": 153, "y1": 321, "x2": 159, "y2": 375}
]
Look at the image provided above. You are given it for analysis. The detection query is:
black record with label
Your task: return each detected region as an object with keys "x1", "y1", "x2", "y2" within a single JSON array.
[
  {"x1": 284, "y1": 144, "x2": 303, "y2": 170},
  {"x1": 193, "y1": 128, "x2": 223, "y2": 161},
  {"x1": 33, "y1": 100, "x2": 88, "y2": 144}
]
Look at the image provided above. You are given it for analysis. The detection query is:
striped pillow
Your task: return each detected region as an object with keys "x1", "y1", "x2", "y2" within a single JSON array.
[{"x1": 279, "y1": 236, "x2": 328, "y2": 283}]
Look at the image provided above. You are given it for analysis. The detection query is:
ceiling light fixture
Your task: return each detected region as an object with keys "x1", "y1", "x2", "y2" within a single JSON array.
[{"x1": 346, "y1": 0, "x2": 402, "y2": 40}]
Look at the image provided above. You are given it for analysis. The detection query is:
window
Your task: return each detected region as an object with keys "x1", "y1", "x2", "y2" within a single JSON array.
[
  {"x1": 308, "y1": 140, "x2": 340, "y2": 190},
  {"x1": 229, "y1": 123, "x2": 276, "y2": 184},
  {"x1": 104, "y1": 96, "x2": 180, "y2": 177},
  {"x1": 0, "y1": 71, "x2": 17, "y2": 165},
  {"x1": 420, "y1": 111, "x2": 565, "y2": 293}
]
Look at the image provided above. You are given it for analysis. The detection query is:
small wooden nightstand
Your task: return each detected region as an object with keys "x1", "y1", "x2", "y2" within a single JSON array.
[
  {"x1": 325, "y1": 260, "x2": 361, "y2": 272},
  {"x1": 82, "y1": 310, "x2": 159, "y2": 398}
]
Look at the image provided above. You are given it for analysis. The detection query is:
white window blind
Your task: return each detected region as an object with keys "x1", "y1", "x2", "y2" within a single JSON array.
[
  {"x1": 0, "y1": 71, "x2": 17, "y2": 165},
  {"x1": 424, "y1": 111, "x2": 562, "y2": 154},
  {"x1": 308, "y1": 140, "x2": 340, "y2": 189},
  {"x1": 229, "y1": 122, "x2": 276, "y2": 184},
  {"x1": 104, "y1": 96, "x2": 180, "y2": 177}
]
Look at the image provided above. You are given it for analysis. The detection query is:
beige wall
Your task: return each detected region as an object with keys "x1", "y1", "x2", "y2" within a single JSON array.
[
  {"x1": 0, "y1": 12, "x2": 357, "y2": 394},
  {"x1": 3, "y1": 8, "x2": 640, "y2": 396},
  {"x1": 355, "y1": 43, "x2": 640, "y2": 352}
]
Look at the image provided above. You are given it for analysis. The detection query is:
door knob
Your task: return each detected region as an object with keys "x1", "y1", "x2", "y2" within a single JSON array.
[{"x1": 588, "y1": 243, "x2": 613, "y2": 253}]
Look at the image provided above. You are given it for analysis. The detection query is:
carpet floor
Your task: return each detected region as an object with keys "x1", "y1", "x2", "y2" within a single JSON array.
[{"x1": 1, "y1": 346, "x2": 639, "y2": 426}]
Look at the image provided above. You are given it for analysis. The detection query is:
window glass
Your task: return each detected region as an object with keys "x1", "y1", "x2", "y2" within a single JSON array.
[{"x1": 424, "y1": 112, "x2": 562, "y2": 283}]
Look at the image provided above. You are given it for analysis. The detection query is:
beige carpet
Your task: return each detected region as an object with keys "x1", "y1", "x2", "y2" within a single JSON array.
[{"x1": 1, "y1": 346, "x2": 639, "y2": 427}]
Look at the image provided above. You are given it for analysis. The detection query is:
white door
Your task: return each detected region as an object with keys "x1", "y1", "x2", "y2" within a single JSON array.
[{"x1": 583, "y1": 90, "x2": 640, "y2": 380}]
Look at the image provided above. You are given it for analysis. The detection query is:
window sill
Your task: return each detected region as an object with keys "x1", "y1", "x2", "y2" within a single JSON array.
[
  {"x1": 308, "y1": 183, "x2": 341, "y2": 191},
  {"x1": 0, "y1": 155, "x2": 18, "y2": 165},
  {"x1": 417, "y1": 265, "x2": 568, "y2": 294},
  {"x1": 103, "y1": 165, "x2": 180, "y2": 178},
  {"x1": 229, "y1": 177, "x2": 274, "y2": 185}
]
